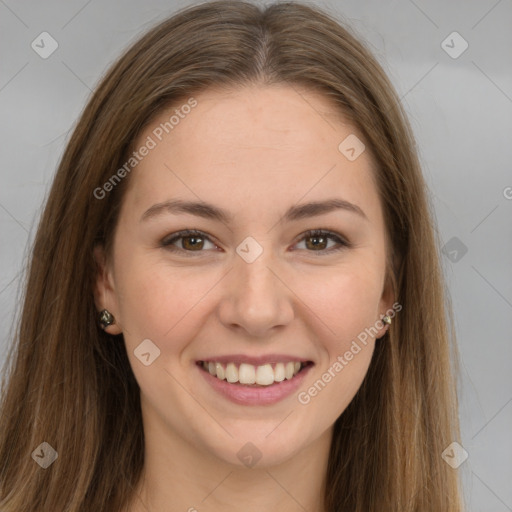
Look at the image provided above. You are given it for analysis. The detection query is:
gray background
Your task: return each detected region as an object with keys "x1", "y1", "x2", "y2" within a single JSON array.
[{"x1": 1, "y1": 0, "x2": 511, "y2": 510}]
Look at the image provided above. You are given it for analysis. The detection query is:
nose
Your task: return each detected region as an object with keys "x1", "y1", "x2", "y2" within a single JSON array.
[{"x1": 217, "y1": 248, "x2": 294, "y2": 338}]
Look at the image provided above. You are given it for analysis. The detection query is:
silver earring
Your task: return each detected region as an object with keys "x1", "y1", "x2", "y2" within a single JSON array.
[
  {"x1": 99, "y1": 309, "x2": 115, "y2": 329},
  {"x1": 382, "y1": 315, "x2": 392, "y2": 325}
]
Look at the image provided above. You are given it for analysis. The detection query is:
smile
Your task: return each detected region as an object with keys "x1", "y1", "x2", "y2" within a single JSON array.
[{"x1": 199, "y1": 360, "x2": 310, "y2": 386}]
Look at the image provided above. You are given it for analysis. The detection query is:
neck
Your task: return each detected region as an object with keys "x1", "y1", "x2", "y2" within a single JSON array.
[{"x1": 127, "y1": 412, "x2": 332, "y2": 512}]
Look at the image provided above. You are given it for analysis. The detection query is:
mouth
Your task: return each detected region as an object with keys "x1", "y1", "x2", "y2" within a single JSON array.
[{"x1": 196, "y1": 360, "x2": 314, "y2": 387}]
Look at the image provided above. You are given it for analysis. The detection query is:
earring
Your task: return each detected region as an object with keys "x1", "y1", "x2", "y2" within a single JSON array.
[
  {"x1": 99, "y1": 309, "x2": 115, "y2": 329},
  {"x1": 382, "y1": 315, "x2": 392, "y2": 325}
]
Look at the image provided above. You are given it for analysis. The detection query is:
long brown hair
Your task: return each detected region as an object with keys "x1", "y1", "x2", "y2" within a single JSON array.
[{"x1": 0, "y1": 1, "x2": 463, "y2": 510}]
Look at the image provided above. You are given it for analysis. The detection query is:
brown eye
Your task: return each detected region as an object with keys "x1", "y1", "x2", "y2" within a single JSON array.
[
  {"x1": 161, "y1": 228, "x2": 350, "y2": 256},
  {"x1": 181, "y1": 234, "x2": 205, "y2": 250},
  {"x1": 161, "y1": 230, "x2": 217, "y2": 253},
  {"x1": 296, "y1": 229, "x2": 350, "y2": 254},
  {"x1": 305, "y1": 233, "x2": 329, "y2": 250}
]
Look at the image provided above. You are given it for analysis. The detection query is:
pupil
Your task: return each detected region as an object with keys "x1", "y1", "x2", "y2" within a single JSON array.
[
  {"x1": 307, "y1": 235, "x2": 325, "y2": 250},
  {"x1": 184, "y1": 236, "x2": 202, "y2": 250}
]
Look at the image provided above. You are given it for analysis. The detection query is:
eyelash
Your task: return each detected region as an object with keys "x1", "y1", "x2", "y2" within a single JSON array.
[{"x1": 161, "y1": 229, "x2": 351, "y2": 256}]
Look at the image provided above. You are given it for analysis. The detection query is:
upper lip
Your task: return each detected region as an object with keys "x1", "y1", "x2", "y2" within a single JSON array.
[{"x1": 196, "y1": 354, "x2": 313, "y2": 366}]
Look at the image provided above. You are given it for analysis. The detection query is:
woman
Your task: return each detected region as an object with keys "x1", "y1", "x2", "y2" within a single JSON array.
[{"x1": 0, "y1": 1, "x2": 463, "y2": 510}]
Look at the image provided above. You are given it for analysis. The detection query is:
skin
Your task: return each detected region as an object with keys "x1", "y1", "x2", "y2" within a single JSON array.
[{"x1": 94, "y1": 84, "x2": 394, "y2": 512}]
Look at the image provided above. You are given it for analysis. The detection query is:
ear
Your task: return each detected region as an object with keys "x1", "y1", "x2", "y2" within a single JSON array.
[
  {"x1": 375, "y1": 269, "x2": 397, "y2": 340},
  {"x1": 93, "y1": 244, "x2": 123, "y2": 335}
]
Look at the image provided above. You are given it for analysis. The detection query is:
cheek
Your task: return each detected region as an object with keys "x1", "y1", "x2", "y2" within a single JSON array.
[
  {"x1": 114, "y1": 261, "x2": 209, "y2": 398},
  {"x1": 301, "y1": 259, "x2": 382, "y2": 401},
  {"x1": 298, "y1": 269, "x2": 380, "y2": 419},
  {"x1": 114, "y1": 254, "x2": 216, "y2": 353},
  {"x1": 304, "y1": 261, "x2": 383, "y2": 338}
]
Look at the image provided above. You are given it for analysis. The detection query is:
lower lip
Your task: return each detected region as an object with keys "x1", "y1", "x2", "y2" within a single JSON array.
[{"x1": 197, "y1": 362, "x2": 314, "y2": 406}]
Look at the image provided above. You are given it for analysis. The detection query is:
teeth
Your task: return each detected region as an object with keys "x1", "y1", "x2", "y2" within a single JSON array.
[
  {"x1": 201, "y1": 360, "x2": 305, "y2": 386},
  {"x1": 255, "y1": 364, "x2": 274, "y2": 385},
  {"x1": 215, "y1": 362, "x2": 225, "y2": 380},
  {"x1": 285, "y1": 362, "x2": 295, "y2": 380},
  {"x1": 274, "y1": 363, "x2": 285, "y2": 382},
  {"x1": 225, "y1": 362, "x2": 238, "y2": 383},
  {"x1": 239, "y1": 363, "x2": 256, "y2": 384}
]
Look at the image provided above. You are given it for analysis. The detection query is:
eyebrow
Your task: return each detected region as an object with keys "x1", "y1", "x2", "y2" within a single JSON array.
[{"x1": 140, "y1": 198, "x2": 368, "y2": 224}]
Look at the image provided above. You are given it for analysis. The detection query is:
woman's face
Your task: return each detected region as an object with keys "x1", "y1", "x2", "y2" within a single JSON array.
[{"x1": 96, "y1": 84, "x2": 394, "y2": 468}]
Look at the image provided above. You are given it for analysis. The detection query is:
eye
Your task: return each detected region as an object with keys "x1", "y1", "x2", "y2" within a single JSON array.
[
  {"x1": 293, "y1": 229, "x2": 351, "y2": 254},
  {"x1": 160, "y1": 228, "x2": 350, "y2": 255},
  {"x1": 161, "y1": 229, "x2": 218, "y2": 254}
]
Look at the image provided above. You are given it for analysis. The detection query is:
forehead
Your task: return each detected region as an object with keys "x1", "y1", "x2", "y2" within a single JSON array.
[
  {"x1": 122, "y1": 84, "x2": 382, "y2": 228},
  {"x1": 164, "y1": 84, "x2": 356, "y2": 153}
]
